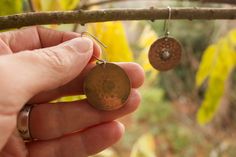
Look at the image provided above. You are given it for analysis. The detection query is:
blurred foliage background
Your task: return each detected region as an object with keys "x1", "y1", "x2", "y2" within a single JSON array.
[{"x1": 1, "y1": 0, "x2": 236, "y2": 156}]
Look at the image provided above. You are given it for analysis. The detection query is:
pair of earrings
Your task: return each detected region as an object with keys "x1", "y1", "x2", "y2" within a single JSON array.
[
  {"x1": 82, "y1": 7, "x2": 182, "y2": 111},
  {"x1": 148, "y1": 6, "x2": 182, "y2": 71}
]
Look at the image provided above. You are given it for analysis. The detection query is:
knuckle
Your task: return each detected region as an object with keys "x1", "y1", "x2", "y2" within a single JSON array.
[{"x1": 41, "y1": 48, "x2": 73, "y2": 74}]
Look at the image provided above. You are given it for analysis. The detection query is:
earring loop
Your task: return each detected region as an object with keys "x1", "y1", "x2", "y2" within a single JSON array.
[
  {"x1": 164, "y1": 6, "x2": 172, "y2": 37},
  {"x1": 148, "y1": 6, "x2": 182, "y2": 71},
  {"x1": 81, "y1": 31, "x2": 107, "y2": 48},
  {"x1": 81, "y1": 31, "x2": 108, "y2": 63}
]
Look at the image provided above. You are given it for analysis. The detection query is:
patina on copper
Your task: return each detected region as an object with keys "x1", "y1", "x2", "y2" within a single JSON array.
[
  {"x1": 83, "y1": 62, "x2": 131, "y2": 111},
  {"x1": 148, "y1": 36, "x2": 182, "y2": 71}
]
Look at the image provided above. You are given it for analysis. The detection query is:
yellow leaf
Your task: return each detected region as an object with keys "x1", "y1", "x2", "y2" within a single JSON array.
[
  {"x1": 31, "y1": 0, "x2": 57, "y2": 11},
  {"x1": 137, "y1": 24, "x2": 158, "y2": 82},
  {"x1": 93, "y1": 149, "x2": 118, "y2": 157},
  {"x1": 88, "y1": 22, "x2": 133, "y2": 62},
  {"x1": 130, "y1": 133, "x2": 156, "y2": 157},
  {"x1": 228, "y1": 29, "x2": 236, "y2": 45},
  {"x1": 0, "y1": 0, "x2": 23, "y2": 16},
  {"x1": 228, "y1": 29, "x2": 236, "y2": 56},
  {"x1": 197, "y1": 36, "x2": 236, "y2": 125},
  {"x1": 197, "y1": 68, "x2": 226, "y2": 125},
  {"x1": 52, "y1": 95, "x2": 86, "y2": 103},
  {"x1": 32, "y1": 0, "x2": 80, "y2": 11},
  {"x1": 195, "y1": 44, "x2": 218, "y2": 87},
  {"x1": 60, "y1": 0, "x2": 80, "y2": 10},
  {"x1": 31, "y1": 0, "x2": 41, "y2": 11},
  {"x1": 138, "y1": 24, "x2": 158, "y2": 48}
]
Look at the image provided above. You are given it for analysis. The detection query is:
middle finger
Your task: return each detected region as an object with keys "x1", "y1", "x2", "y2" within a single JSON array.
[{"x1": 29, "y1": 62, "x2": 144, "y2": 103}]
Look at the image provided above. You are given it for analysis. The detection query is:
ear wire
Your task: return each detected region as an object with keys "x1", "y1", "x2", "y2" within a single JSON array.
[
  {"x1": 81, "y1": 31, "x2": 108, "y2": 65},
  {"x1": 163, "y1": 6, "x2": 172, "y2": 37}
]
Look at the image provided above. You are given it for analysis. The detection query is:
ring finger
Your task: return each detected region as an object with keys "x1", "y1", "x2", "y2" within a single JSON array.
[{"x1": 29, "y1": 89, "x2": 140, "y2": 140}]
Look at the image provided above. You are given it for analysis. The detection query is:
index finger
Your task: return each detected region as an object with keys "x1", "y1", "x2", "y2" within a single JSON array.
[{"x1": 0, "y1": 26, "x2": 90, "y2": 52}]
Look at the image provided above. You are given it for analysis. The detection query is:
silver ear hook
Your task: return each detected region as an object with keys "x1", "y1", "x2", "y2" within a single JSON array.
[
  {"x1": 81, "y1": 31, "x2": 107, "y2": 49},
  {"x1": 163, "y1": 6, "x2": 172, "y2": 37},
  {"x1": 81, "y1": 31, "x2": 108, "y2": 64}
]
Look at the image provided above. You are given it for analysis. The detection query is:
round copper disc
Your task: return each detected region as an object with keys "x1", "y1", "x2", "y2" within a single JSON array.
[
  {"x1": 83, "y1": 63, "x2": 131, "y2": 111},
  {"x1": 148, "y1": 37, "x2": 182, "y2": 71}
]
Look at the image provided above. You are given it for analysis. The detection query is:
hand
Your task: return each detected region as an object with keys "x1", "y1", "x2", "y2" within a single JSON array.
[{"x1": 0, "y1": 26, "x2": 144, "y2": 157}]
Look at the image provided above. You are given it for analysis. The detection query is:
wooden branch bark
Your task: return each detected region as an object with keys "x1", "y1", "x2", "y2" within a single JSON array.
[{"x1": 0, "y1": 8, "x2": 236, "y2": 30}]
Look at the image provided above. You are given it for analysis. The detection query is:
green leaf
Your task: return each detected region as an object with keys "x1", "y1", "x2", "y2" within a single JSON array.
[{"x1": 0, "y1": 0, "x2": 23, "y2": 16}]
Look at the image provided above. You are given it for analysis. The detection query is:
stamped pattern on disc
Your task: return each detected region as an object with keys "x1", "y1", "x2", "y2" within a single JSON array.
[
  {"x1": 84, "y1": 63, "x2": 131, "y2": 111},
  {"x1": 148, "y1": 37, "x2": 182, "y2": 71}
]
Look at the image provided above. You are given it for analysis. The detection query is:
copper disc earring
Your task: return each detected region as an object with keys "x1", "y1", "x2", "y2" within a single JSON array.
[
  {"x1": 148, "y1": 6, "x2": 182, "y2": 71},
  {"x1": 82, "y1": 32, "x2": 131, "y2": 111}
]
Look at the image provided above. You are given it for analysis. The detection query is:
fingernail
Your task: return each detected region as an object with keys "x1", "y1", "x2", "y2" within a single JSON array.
[
  {"x1": 66, "y1": 37, "x2": 93, "y2": 53},
  {"x1": 117, "y1": 122, "x2": 125, "y2": 133}
]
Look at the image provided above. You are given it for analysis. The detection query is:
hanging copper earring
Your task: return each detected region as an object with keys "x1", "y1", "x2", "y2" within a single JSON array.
[
  {"x1": 148, "y1": 6, "x2": 182, "y2": 71},
  {"x1": 82, "y1": 32, "x2": 131, "y2": 111}
]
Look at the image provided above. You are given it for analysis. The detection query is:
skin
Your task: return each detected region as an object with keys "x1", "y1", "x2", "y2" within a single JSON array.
[{"x1": 0, "y1": 26, "x2": 145, "y2": 157}]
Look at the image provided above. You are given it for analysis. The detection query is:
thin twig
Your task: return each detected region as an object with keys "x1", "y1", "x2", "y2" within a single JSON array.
[
  {"x1": 72, "y1": 20, "x2": 80, "y2": 32},
  {"x1": 28, "y1": 0, "x2": 36, "y2": 12},
  {"x1": 0, "y1": 8, "x2": 236, "y2": 30}
]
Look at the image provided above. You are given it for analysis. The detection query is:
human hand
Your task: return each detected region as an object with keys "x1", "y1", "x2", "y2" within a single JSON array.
[{"x1": 0, "y1": 26, "x2": 144, "y2": 157}]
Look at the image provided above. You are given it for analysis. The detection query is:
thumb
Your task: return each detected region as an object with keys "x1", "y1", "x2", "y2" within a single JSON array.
[{"x1": 0, "y1": 37, "x2": 93, "y2": 112}]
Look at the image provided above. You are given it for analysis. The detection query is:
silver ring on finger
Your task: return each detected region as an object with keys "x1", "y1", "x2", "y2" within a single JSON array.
[{"x1": 17, "y1": 104, "x2": 34, "y2": 142}]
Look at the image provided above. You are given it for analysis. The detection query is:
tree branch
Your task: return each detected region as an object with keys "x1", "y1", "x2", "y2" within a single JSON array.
[{"x1": 0, "y1": 8, "x2": 236, "y2": 30}]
